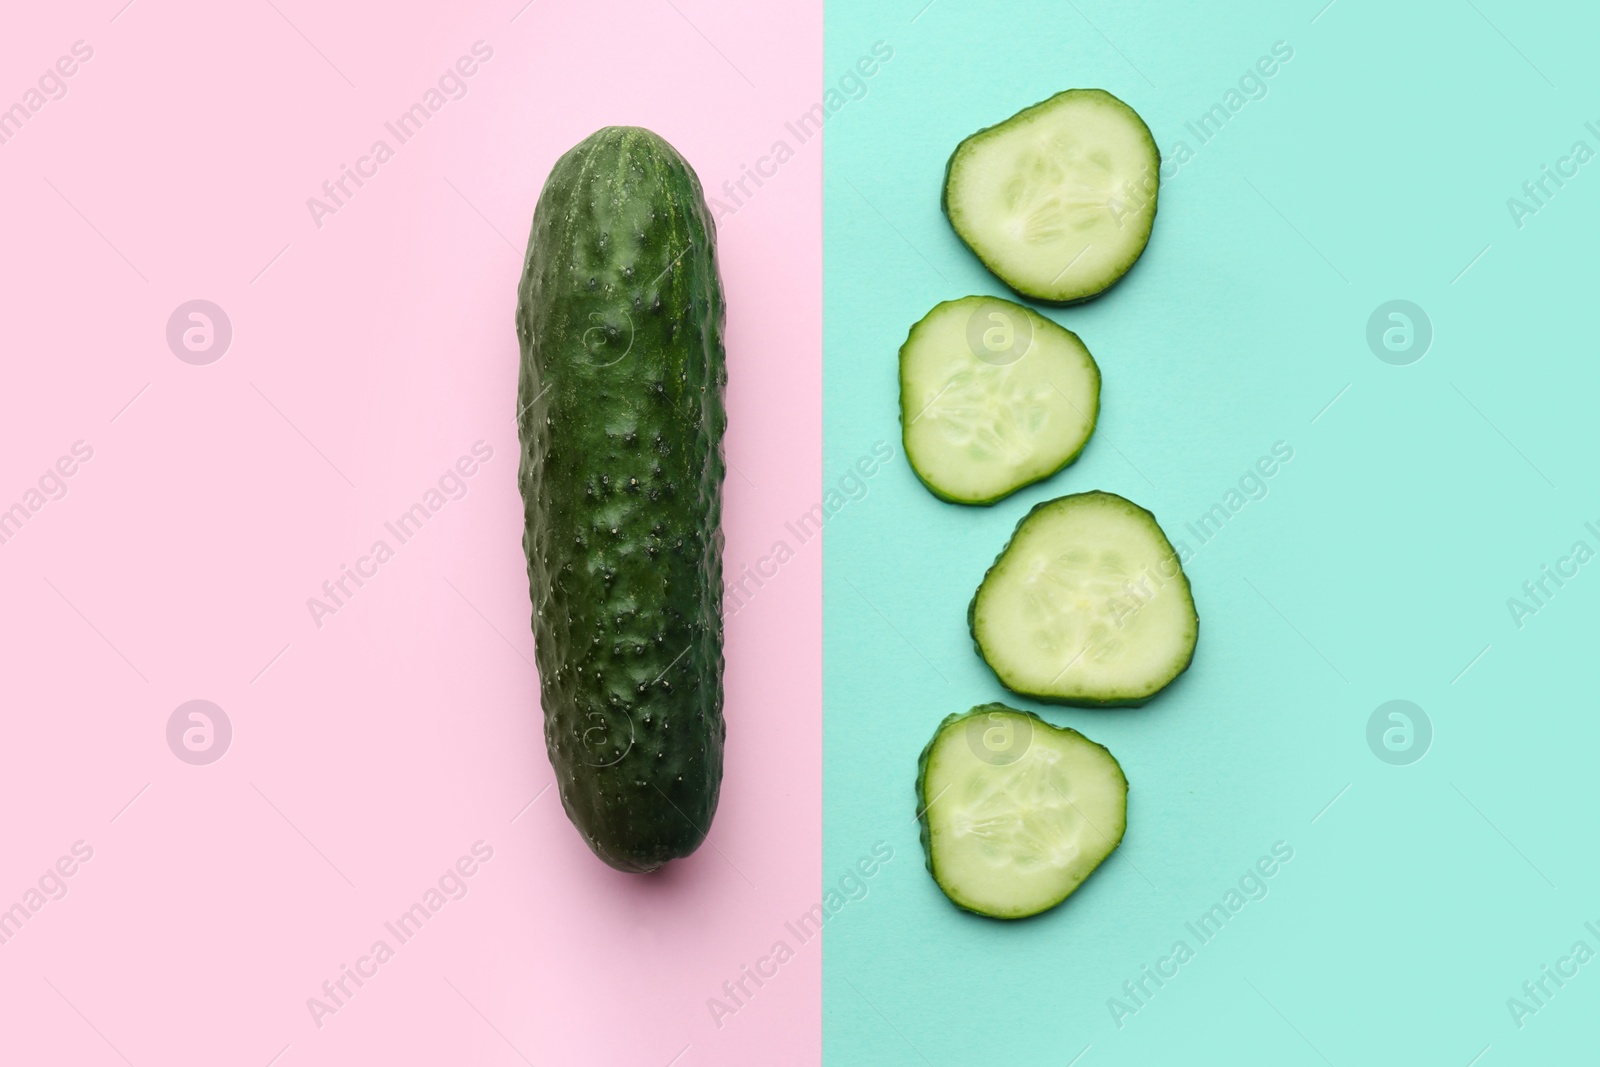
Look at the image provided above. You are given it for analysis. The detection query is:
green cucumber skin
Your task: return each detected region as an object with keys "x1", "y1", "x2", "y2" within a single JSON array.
[
  {"x1": 897, "y1": 297, "x2": 1100, "y2": 507},
  {"x1": 967, "y1": 492, "x2": 1199, "y2": 708},
  {"x1": 516, "y1": 127, "x2": 727, "y2": 873},
  {"x1": 916, "y1": 704, "x2": 1127, "y2": 919},
  {"x1": 940, "y1": 89, "x2": 1160, "y2": 307}
]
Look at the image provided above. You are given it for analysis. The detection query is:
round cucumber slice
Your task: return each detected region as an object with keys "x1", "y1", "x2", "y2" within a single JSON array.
[
  {"x1": 942, "y1": 89, "x2": 1159, "y2": 304},
  {"x1": 970, "y1": 491, "x2": 1197, "y2": 706},
  {"x1": 899, "y1": 296, "x2": 1100, "y2": 506},
  {"x1": 917, "y1": 704, "x2": 1127, "y2": 920}
]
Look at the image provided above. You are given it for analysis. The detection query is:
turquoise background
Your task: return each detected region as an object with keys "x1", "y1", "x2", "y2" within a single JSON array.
[{"x1": 823, "y1": 1, "x2": 1600, "y2": 1063}]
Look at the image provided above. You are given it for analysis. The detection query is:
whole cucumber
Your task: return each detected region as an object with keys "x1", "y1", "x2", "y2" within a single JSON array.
[{"x1": 516, "y1": 127, "x2": 726, "y2": 872}]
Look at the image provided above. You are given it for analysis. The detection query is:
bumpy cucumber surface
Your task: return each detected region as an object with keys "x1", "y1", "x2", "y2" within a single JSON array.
[
  {"x1": 917, "y1": 704, "x2": 1127, "y2": 919},
  {"x1": 970, "y1": 491, "x2": 1197, "y2": 706},
  {"x1": 899, "y1": 296, "x2": 1099, "y2": 505},
  {"x1": 943, "y1": 89, "x2": 1159, "y2": 304},
  {"x1": 516, "y1": 126, "x2": 726, "y2": 873}
]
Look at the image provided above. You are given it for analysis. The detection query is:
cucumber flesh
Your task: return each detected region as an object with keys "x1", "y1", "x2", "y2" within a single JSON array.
[
  {"x1": 970, "y1": 491, "x2": 1197, "y2": 706},
  {"x1": 917, "y1": 704, "x2": 1127, "y2": 919},
  {"x1": 900, "y1": 296, "x2": 1100, "y2": 505},
  {"x1": 943, "y1": 89, "x2": 1159, "y2": 304}
]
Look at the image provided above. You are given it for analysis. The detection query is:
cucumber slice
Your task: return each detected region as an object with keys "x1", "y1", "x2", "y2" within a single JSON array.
[
  {"x1": 917, "y1": 704, "x2": 1127, "y2": 919},
  {"x1": 943, "y1": 89, "x2": 1159, "y2": 304},
  {"x1": 899, "y1": 296, "x2": 1100, "y2": 506},
  {"x1": 970, "y1": 491, "x2": 1197, "y2": 706}
]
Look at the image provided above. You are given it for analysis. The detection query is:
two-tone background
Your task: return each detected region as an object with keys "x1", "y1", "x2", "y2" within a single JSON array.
[
  {"x1": 1, "y1": 2, "x2": 818, "y2": 1064},
  {"x1": 4, "y1": 1, "x2": 1598, "y2": 1064}
]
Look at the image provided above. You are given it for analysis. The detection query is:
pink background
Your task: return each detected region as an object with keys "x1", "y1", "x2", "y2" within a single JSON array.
[{"x1": 0, "y1": 2, "x2": 820, "y2": 1064}]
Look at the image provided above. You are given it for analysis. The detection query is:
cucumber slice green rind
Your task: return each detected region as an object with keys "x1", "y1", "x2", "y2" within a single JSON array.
[
  {"x1": 516, "y1": 126, "x2": 727, "y2": 873},
  {"x1": 899, "y1": 296, "x2": 1101, "y2": 506},
  {"x1": 969, "y1": 491, "x2": 1198, "y2": 707},
  {"x1": 942, "y1": 89, "x2": 1160, "y2": 305},
  {"x1": 916, "y1": 704, "x2": 1128, "y2": 920}
]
